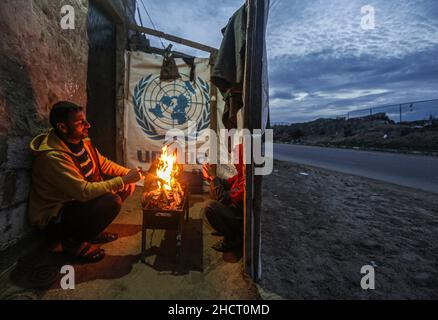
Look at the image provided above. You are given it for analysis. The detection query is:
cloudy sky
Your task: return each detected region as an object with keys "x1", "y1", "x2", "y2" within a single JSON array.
[{"x1": 137, "y1": 0, "x2": 438, "y2": 123}]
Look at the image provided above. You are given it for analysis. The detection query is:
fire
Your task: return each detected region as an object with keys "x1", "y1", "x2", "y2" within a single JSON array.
[
  {"x1": 142, "y1": 145, "x2": 184, "y2": 210},
  {"x1": 156, "y1": 145, "x2": 179, "y2": 191}
]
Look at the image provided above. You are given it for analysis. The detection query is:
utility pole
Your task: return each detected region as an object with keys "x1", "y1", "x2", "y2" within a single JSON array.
[{"x1": 399, "y1": 104, "x2": 402, "y2": 124}]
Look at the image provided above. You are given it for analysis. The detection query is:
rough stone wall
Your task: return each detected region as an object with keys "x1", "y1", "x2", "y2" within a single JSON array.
[{"x1": 0, "y1": 0, "x2": 89, "y2": 250}]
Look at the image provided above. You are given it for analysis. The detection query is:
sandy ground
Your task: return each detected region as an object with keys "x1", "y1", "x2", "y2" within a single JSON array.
[
  {"x1": 259, "y1": 160, "x2": 438, "y2": 299},
  {"x1": 0, "y1": 191, "x2": 260, "y2": 300},
  {"x1": 2, "y1": 161, "x2": 437, "y2": 299}
]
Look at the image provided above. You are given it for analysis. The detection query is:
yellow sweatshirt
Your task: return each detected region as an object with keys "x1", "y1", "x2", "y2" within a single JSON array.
[{"x1": 28, "y1": 129, "x2": 130, "y2": 229}]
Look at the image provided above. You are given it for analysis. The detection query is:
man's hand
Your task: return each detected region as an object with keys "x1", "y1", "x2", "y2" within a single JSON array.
[
  {"x1": 122, "y1": 169, "x2": 142, "y2": 185},
  {"x1": 202, "y1": 163, "x2": 216, "y2": 181},
  {"x1": 126, "y1": 183, "x2": 136, "y2": 196},
  {"x1": 147, "y1": 160, "x2": 158, "y2": 175}
]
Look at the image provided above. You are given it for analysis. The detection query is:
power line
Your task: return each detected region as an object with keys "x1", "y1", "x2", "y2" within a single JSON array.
[
  {"x1": 269, "y1": 0, "x2": 281, "y2": 13},
  {"x1": 136, "y1": 1, "x2": 144, "y2": 27},
  {"x1": 139, "y1": 0, "x2": 166, "y2": 49},
  {"x1": 345, "y1": 98, "x2": 438, "y2": 121},
  {"x1": 269, "y1": 0, "x2": 277, "y2": 10}
]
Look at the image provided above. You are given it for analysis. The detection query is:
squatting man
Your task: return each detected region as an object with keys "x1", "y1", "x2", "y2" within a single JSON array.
[
  {"x1": 28, "y1": 101, "x2": 271, "y2": 262},
  {"x1": 28, "y1": 101, "x2": 143, "y2": 263}
]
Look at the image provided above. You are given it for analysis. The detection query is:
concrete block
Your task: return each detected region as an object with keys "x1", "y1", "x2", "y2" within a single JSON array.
[
  {"x1": 0, "y1": 202, "x2": 30, "y2": 251},
  {"x1": 5, "y1": 136, "x2": 33, "y2": 170}
]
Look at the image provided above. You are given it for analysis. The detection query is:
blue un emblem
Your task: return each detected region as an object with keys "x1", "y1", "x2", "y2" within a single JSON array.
[{"x1": 133, "y1": 74, "x2": 211, "y2": 140}]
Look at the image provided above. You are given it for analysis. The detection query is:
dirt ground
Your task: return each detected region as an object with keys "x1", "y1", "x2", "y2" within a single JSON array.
[
  {"x1": 2, "y1": 160, "x2": 438, "y2": 300},
  {"x1": 0, "y1": 191, "x2": 260, "y2": 300},
  {"x1": 259, "y1": 160, "x2": 438, "y2": 299}
]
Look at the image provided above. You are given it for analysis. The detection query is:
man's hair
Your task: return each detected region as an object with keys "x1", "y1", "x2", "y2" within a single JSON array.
[{"x1": 49, "y1": 101, "x2": 83, "y2": 129}]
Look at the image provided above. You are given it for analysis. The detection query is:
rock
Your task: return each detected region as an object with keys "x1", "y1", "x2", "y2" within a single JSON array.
[{"x1": 0, "y1": 202, "x2": 30, "y2": 251}]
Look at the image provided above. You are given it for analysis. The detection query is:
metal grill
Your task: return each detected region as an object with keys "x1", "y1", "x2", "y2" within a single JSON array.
[{"x1": 140, "y1": 185, "x2": 189, "y2": 263}]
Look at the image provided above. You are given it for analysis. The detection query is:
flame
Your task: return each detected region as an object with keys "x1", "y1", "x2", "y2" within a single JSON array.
[
  {"x1": 156, "y1": 146, "x2": 179, "y2": 191},
  {"x1": 142, "y1": 145, "x2": 184, "y2": 210}
]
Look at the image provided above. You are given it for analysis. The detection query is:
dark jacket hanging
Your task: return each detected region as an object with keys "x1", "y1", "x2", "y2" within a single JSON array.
[{"x1": 211, "y1": 4, "x2": 247, "y2": 130}]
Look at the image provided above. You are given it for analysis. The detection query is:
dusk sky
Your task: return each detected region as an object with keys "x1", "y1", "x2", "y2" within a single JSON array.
[{"x1": 137, "y1": 0, "x2": 438, "y2": 123}]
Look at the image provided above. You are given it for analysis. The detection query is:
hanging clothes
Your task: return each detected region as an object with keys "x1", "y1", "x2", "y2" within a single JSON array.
[
  {"x1": 181, "y1": 56, "x2": 196, "y2": 82},
  {"x1": 160, "y1": 52, "x2": 196, "y2": 82},
  {"x1": 129, "y1": 38, "x2": 198, "y2": 82},
  {"x1": 160, "y1": 52, "x2": 181, "y2": 81},
  {"x1": 211, "y1": 4, "x2": 247, "y2": 130},
  {"x1": 160, "y1": 45, "x2": 181, "y2": 81},
  {"x1": 221, "y1": 90, "x2": 243, "y2": 130}
]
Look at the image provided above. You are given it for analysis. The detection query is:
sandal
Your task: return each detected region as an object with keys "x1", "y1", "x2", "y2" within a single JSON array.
[
  {"x1": 211, "y1": 240, "x2": 241, "y2": 253},
  {"x1": 90, "y1": 232, "x2": 118, "y2": 244},
  {"x1": 62, "y1": 239, "x2": 105, "y2": 263}
]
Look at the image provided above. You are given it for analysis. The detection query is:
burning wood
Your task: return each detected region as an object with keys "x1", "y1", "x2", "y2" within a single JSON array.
[{"x1": 142, "y1": 146, "x2": 185, "y2": 210}]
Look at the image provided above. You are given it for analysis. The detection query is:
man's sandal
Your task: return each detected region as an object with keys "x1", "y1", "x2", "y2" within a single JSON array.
[
  {"x1": 211, "y1": 239, "x2": 242, "y2": 253},
  {"x1": 62, "y1": 240, "x2": 105, "y2": 263},
  {"x1": 90, "y1": 232, "x2": 118, "y2": 244}
]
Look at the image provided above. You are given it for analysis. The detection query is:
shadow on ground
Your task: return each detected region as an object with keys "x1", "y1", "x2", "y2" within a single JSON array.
[
  {"x1": 1, "y1": 188, "x2": 260, "y2": 300},
  {"x1": 142, "y1": 218, "x2": 203, "y2": 275},
  {"x1": 10, "y1": 223, "x2": 143, "y2": 290},
  {"x1": 9, "y1": 218, "x2": 205, "y2": 288}
]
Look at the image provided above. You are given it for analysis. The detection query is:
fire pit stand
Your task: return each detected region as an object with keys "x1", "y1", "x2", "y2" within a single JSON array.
[{"x1": 140, "y1": 186, "x2": 190, "y2": 263}]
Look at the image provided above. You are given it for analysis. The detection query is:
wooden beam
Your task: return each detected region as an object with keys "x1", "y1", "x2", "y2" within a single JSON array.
[
  {"x1": 243, "y1": 0, "x2": 255, "y2": 281},
  {"x1": 209, "y1": 52, "x2": 218, "y2": 176},
  {"x1": 128, "y1": 24, "x2": 218, "y2": 54},
  {"x1": 252, "y1": 0, "x2": 268, "y2": 283},
  {"x1": 243, "y1": 0, "x2": 268, "y2": 282}
]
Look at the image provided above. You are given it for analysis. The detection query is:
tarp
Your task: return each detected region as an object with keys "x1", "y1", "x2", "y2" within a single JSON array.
[
  {"x1": 124, "y1": 51, "x2": 236, "y2": 179},
  {"x1": 124, "y1": 51, "x2": 212, "y2": 170}
]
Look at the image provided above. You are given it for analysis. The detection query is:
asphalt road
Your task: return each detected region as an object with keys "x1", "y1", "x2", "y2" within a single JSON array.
[{"x1": 274, "y1": 143, "x2": 438, "y2": 194}]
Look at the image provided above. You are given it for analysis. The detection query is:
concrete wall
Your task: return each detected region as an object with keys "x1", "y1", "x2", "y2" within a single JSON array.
[
  {"x1": 0, "y1": 0, "x2": 136, "y2": 251},
  {"x1": 0, "y1": 0, "x2": 89, "y2": 250}
]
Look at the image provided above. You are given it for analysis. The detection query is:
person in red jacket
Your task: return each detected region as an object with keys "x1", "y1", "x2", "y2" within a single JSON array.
[{"x1": 202, "y1": 144, "x2": 244, "y2": 252}]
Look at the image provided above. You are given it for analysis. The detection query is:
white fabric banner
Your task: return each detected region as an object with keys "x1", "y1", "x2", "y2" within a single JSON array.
[{"x1": 124, "y1": 51, "x2": 212, "y2": 171}]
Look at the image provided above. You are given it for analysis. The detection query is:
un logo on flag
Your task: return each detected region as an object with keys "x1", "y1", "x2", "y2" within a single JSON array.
[{"x1": 133, "y1": 74, "x2": 211, "y2": 140}]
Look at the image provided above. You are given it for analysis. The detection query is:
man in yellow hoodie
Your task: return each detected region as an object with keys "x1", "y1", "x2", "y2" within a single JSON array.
[{"x1": 29, "y1": 101, "x2": 141, "y2": 263}]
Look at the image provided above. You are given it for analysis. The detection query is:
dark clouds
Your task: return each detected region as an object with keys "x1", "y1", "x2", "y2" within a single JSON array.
[
  {"x1": 270, "y1": 90, "x2": 295, "y2": 100},
  {"x1": 268, "y1": 47, "x2": 438, "y2": 122},
  {"x1": 138, "y1": 0, "x2": 438, "y2": 123},
  {"x1": 136, "y1": 0, "x2": 240, "y2": 57},
  {"x1": 267, "y1": 0, "x2": 438, "y2": 123}
]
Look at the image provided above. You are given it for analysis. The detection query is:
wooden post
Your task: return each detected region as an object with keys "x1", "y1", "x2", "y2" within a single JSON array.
[
  {"x1": 243, "y1": 0, "x2": 268, "y2": 282},
  {"x1": 400, "y1": 104, "x2": 402, "y2": 123},
  {"x1": 123, "y1": 51, "x2": 132, "y2": 165},
  {"x1": 209, "y1": 53, "x2": 218, "y2": 176},
  {"x1": 243, "y1": 0, "x2": 254, "y2": 281}
]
